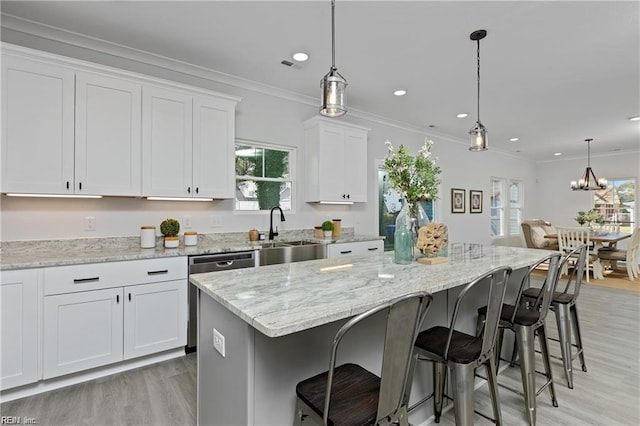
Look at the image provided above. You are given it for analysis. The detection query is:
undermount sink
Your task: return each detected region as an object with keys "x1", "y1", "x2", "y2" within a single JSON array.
[
  {"x1": 258, "y1": 240, "x2": 326, "y2": 266},
  {"x1": 259, "y1": 240, "x2": 320, "y2": 248}
]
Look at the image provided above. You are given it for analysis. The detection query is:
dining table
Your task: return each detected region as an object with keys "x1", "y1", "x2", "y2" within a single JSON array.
[{"x1": 545, "y1": 231, "x2": 632, "y2": 249}]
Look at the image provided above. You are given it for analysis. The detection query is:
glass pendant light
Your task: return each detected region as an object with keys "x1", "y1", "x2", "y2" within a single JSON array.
[
  {"x1": 469, "y1": 29, "x2": 488, "y2": 151},
  {"x1": 570, "y1": 139, "x2": 608, "y2": 190},
  {"x1": 320, "y1": 0, "x2": 347, "y2": 117}
]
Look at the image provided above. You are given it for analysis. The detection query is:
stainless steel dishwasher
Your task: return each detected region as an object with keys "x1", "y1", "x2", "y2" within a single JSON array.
[{"x1": 187, "y1": 251, "x2": 256, "y2": 352}]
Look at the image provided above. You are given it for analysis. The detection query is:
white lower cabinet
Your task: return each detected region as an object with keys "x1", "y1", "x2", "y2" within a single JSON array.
[
  {"x1": 327, "y1": 240, "x2": 384, "y2": 258},
  {"x1": 42, "y1": 258, "x2": 188, "y2": 380},
  {"x1": 43, "y1": 287, "x2": 124, "y2": 379},
  {"x1": 123, "y1": 280, "x2": 187, "y2": 360},
  {"x1": 1, "y1": 269, "x2": 40, "y2": 390}
]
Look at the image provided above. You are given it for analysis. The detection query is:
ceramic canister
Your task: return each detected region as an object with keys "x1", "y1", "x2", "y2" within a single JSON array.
[
  {"x1": 140, "y1": 226, "x2": 156, "y2": 248},
  {"x1": 184, "y1": 231, "x2": 198, "y2": 246}
]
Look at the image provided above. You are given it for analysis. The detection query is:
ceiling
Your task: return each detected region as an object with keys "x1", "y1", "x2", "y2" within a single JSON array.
[{"x1": 2, "y1": 0, "x2": 639, "y2": 161}]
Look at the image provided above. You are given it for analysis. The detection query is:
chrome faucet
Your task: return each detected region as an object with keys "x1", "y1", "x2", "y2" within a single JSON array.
[{"x1": 269, "y1": 206, "x2": 285, "y2": 240}]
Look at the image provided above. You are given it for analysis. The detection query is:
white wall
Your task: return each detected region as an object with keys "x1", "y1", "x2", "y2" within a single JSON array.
[
  {"x1": 0, "y1": 30, "x2": 565, "y2": 246},
  {"x1": 536, "y1": 151, "x2": 640, "y2": 228}
]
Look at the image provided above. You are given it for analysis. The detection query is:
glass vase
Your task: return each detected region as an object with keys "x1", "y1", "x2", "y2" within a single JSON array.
[{"x1": 394, "y1": 201, "x2": 430, "y2": 264}]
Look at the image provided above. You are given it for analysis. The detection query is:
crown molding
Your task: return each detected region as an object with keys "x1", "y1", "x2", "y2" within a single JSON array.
[{"x1": 2, "y1": 13, "x2": 528, "y2": 159}]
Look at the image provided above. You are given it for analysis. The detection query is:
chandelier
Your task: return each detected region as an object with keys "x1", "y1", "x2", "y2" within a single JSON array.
[{"x1": 570, "y1": 139, "x2": 607, "y2": 190}]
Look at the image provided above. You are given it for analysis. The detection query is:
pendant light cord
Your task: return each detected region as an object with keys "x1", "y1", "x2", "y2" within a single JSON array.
[
  {"x1": 476, "y1": 38, "x2": 481, "y2": 123},
  {"x1": 587, "y1": 139, "x2": 591, "y2": 167},
  {"x1": 331, "y1": 0, "x2": 336, "y2": 70}
]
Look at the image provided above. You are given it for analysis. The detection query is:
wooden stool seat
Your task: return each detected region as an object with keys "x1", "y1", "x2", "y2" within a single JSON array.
[{"x1": 296, "y1": 363, "x2": 379, "y2": 426}]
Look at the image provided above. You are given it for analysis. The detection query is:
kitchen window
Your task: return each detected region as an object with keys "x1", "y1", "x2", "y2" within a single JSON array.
[{"x1": 235, "y1": 140, "x2": 294, "y2": 211}]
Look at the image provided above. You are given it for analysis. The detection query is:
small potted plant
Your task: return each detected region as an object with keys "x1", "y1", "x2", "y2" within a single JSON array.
[
  {"x1": 160, "y1": 218, "x2": 180, "y2": 248},
  {"x1": 321, "y1": 220, "x2": 334, "y2": 239}
]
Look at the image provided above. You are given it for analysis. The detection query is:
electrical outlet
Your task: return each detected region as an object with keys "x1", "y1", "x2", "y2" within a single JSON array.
[
  {"x1": 183, "y1": 215, "x2": 192, "y2": 229},
  {"x1": 213, "y1": 328, "x2": 225, "y2": 357},
  {"x1": 85, "y1": 216, "x2": 96, "y2": 231}
]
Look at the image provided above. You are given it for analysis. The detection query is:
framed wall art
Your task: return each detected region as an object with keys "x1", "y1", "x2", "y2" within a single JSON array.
[
  {"x1": 470, "y1": 190, "x2": 483, "y2": 213},
  {"x1": 451, "y1": 188, "x2": 465, "y2": 213}
]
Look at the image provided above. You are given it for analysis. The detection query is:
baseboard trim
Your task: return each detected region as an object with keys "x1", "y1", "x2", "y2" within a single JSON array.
[{"x1": 0, "y1": 348, "x2": 185, "y2": 403}]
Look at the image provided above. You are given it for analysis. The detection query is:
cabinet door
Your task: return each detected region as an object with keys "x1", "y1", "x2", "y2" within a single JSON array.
[
  {"x1": 317, "y1": 125, "x2": 346, "y2": 202},
  {"x1": 1, "y1": 270, "x2": 40, "y2": 390},
  {"x1": 1, "y1": 55, "x2": 75, "y2": 194},
  {"x1": 193, "y1": 96, "x2": 235, "y2": 198},
  {"x1": 43, "y1": 288, "x2": 124, "y2": 379},
  {"x1": 75, "y1": 72, "x2": 142, "y2": 196},
  {"x1": 142, "y1": 87, "x2": 193, "y2": 197},
  {"x1": 343, "y1": 129, "x2": 368, "y2": 202},
  {"x1": 123, "y1": 280, "x2": 187, "y2": 360}
]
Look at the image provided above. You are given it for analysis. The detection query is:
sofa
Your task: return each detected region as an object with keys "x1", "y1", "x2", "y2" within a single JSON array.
[{"x1": 521, "y1": 219, "x2": 560, "y2": 250}]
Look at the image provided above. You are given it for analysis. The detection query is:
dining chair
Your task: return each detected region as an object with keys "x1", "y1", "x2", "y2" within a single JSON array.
[
  {"x1": 476, "y1": 253, "x2": 562, "y2": 426},
  {"x1": 294, "y1": 292, "x2": 433, "y2": 426},
  {"x1": 411, "y1": 266, "x2": 512, "y2": 426},
  {"x1": 556, "y1": 226, "x2": 603, "y2": 282},
  {"x1": 522, "y1": 245, "x2": 588, "y2": 388},
  {"x1": 597, "y1": 226, "x2": 640, "y2": 280}
]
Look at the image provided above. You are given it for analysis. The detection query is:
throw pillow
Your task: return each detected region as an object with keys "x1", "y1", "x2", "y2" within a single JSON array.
[{"x1": 530, "y1": 226, "x2": 549, "y2": 248}]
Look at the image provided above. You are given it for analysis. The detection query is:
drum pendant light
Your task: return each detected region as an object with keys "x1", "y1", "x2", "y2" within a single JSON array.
[
  {"x1": 570, "y1": 139, "x2": 607, "y2": 190},
  {"x1": 469, "y1": 29, "x2": 488, "y2": 151},
  {"x1": 320, "y1": 0, "x2": 347, "y2": 117}
]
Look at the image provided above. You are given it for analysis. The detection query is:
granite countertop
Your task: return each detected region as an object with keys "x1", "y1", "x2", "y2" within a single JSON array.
[
  {"x1": 190, "y1": 245, "x2": 555, "y2": 338},
  {"x1": 0, "y1": 230, "x2": 383, "y2": 270}
]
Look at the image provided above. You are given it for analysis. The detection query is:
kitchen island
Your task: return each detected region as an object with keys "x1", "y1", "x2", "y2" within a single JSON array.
[{"x1": 190, "y1": 245, "x2": 555, "y2": 426}]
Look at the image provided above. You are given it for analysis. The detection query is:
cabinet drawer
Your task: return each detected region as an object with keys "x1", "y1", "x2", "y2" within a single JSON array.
[
  {"x1": 327, "y1": 240, "x2": 384, "y2": 258},
  {"x1": 44, "y1": 257, "x2": 187, "y2": 295}
]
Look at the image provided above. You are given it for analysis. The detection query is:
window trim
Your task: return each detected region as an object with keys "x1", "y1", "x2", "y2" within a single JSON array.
[{"x1": 234, "y1": 138, "x2": 296, "y2": 214}]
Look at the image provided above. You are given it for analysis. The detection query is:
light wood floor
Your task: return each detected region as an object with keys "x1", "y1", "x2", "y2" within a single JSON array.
[
  {"x1": 2, "y1": 280, "x2": 639, "y2": 425},
  {"x1": 1, "y1": 354, "x2": 196, "y2": 425}
]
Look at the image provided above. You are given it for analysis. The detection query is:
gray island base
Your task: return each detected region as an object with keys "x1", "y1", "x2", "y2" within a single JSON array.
[{"x1": 190, "y1": 246, "x2": 554, "y2": 425}]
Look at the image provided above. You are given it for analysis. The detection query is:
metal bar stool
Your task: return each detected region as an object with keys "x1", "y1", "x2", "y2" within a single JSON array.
[
  {"x1": 521, "y1": 244, "x2": 588, "y2": 389},
  {"x1": 411, "y1": 266, "x2": 512, "y2": 426},
  {"x1": 476, "y1": 252, "x2": 562, "y2": 426},
  {"x1": 294, "y1": 292, "x2": 433, "y2": 426}
]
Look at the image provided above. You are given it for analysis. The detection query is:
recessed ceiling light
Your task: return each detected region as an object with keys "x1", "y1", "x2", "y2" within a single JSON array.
[
  {"x1": 456, "y1": 113, "x2": 468, "y2": 118},
  {"x1": 629, "y1": 116, "x2": 640, "y2": 121},
  {"x1": 553, "y1": 152, "x2": 562, "y2": 156},
  {"x1": 393, "y1": 89, "x2": 406, "y2": 96},
  {"x1": 509, "y1": 137, "x2": 519, "y2": 142},
  {"x1": 292, "y1": 52, "x2": 309, "y2": 62}
]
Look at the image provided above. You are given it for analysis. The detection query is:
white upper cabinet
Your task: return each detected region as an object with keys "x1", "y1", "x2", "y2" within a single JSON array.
[
  {"x1": 1, "y1": 55, "x2": 142, "y2": 196},
  {"x1": 142, "y1": 88, "x2": 237, "y2": 199},
  {"x1": 303, "y1": 117, "x2": 369, "y2": 203},
  {"x1": 75, "y1": 72, "x2": 142, "y2": 195},
  {"x1": 193, "y1": 96, "x2": 236, "y2": 199},
  {"x1": 2, "y1": 45, "x2": 239, "y2": 198},
  {"x1": 142, "y1": 86, "x2": 193, "y2": 197},
  {"x1": 2, "y1": 55, "x2": 75, "y2": 194}
]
